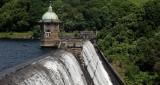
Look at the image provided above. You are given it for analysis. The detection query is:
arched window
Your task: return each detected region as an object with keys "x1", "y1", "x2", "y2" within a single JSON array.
[
  {"x1": 47, "y1": 30, "x2": 50, "y2": 32},
  {"x1": 45, "y1": 30, "x2": 51, "y2": 38}
]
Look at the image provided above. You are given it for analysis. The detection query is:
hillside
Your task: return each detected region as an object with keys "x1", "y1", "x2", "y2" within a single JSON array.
[{"x1": 0, "y1": 0, "x2": 160, "y2": 84}]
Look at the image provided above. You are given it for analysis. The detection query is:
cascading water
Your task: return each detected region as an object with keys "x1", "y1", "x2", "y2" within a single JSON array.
[
  {"x1": 0, "y1": 41, "x2": 114, "y2": 85},
  {"x1": 0, "y1": 50, "x2": 87, "y2": 85},
  {"x1": 82, "y1": 41, "x2": 113, "y2": 85}
]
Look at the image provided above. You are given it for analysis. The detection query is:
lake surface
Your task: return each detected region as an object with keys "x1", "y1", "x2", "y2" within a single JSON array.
[{"x1": 0, "y1": 39, "x2": 52, "y2": 72}]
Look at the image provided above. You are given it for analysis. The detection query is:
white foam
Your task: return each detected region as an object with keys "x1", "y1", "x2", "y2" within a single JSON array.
[
  {"x1": 13, "y1": 51, "x2": 87, "y2": 85},
  {"x1": 11, "y1": 40, "x2": 112, "y2": 85},
  {"x1": 82, "y1": 41, "x2": 113, "y2": 85}
]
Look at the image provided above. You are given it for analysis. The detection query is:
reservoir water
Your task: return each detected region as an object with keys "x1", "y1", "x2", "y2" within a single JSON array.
[{"x1": 0, "y1": 39, "x2": 52, "y2": 72}]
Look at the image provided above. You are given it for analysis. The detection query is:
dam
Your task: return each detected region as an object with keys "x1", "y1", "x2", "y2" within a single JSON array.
[
  {"x1": 0, "y1": 5, "x2": 126, "y2": 85},
  {"x1": 0, "y1": 41, "x2": 125, "y2": 85}
]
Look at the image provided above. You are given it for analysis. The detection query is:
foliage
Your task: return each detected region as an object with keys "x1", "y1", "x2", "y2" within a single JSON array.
[
  {"x1": 98, "y1": 0, "x2": 160, "y2": 84},
  {"x1": 32, "y1": 25, "x2": 40, "y2": 39},
  {"x1": 130, "y1": 0, "x2": 149, "y2": 6},
  {"x1": 1, "y1": 0, "x2": 160, "y2": 84}
]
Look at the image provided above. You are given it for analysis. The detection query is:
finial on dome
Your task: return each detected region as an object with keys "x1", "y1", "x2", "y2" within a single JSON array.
[{"x1": 48, "y1": 1, "x2": 52, "y2": 12}]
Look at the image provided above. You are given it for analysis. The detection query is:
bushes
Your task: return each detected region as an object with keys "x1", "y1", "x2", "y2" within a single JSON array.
[
  {"x1": 32, "y1": 25, "x2": 40, "y2": 39},
  {"x1": 97, "y1": 0, "x2": 160, "y2": 84}
]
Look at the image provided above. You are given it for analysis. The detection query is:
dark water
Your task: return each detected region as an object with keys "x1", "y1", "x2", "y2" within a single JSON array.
[{"x1": 0, "y1": 39, "x2": 52, "y2": 72}]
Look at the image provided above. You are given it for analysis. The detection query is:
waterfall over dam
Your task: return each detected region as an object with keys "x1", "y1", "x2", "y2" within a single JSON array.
[
  {"x1": 0, "y1": 41, "x2": 115, "y2": 85},
  {"x1": 83, "y1": 41, "x2": 112, "y2": 85}
]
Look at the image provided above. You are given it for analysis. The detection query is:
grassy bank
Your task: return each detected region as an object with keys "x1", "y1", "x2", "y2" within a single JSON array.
[{"x1": 0, "y1": 32, "x2": 33, "y2": 38}]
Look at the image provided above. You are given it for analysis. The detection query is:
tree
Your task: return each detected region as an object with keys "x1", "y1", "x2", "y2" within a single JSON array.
[
  {"x1": 144, "y1": 0, "x2": 160, "y2": 29},
  {"x1": 0, "y1": 0, "x2": 30, "y2": 32}
]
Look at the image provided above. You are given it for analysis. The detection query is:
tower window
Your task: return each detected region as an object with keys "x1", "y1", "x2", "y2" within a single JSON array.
[
  {"x1": 47, "y1": 30, "x2": 50, "y2": 32},
  {"x1": 45, "y1": 30, "x2": 51, "y2": 38}
]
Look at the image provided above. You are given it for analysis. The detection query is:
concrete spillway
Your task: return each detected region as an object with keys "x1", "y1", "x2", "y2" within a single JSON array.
[
  {"x1": 0, "y1": 41, "x2": 114, "y2": 85},
  {"x1": 83, "y1": 41, "x2": 113, "y2": 85}
]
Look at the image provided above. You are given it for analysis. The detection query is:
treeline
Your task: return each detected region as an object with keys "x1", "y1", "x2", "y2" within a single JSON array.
[
  {"x1": 1, "y1": 0, "x2": 160, "y2": 84},
  {"x1": 0, "y1": 0, "x2": 48, "y2": 32},
  {"x1": 0, "y1": 0, "x2": 144, "y2": 32},
  {"x1": 98, "y1": 0, "x2": 160, "y2": 85},
  {"x1": 0, "y1": 0, "x2": 109, "y2": 32}
]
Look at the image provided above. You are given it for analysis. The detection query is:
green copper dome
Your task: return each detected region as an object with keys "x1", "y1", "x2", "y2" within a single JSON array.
[{"x1": 42, "y1": 6, "x2": 58, "y2": 20}]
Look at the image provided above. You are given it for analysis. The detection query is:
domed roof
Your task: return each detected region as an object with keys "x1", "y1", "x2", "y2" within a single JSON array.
[{"x1": 42, "y1": 6, "x2": 58, "y2": 20}]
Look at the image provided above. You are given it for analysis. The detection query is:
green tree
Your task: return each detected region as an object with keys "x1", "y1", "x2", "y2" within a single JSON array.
[
  {"x1": 0, "y1": 0, "x2": 30, "y2": 32},
  {"x1": 144, "y1": 0, "x2": 160, "y2": 29}
]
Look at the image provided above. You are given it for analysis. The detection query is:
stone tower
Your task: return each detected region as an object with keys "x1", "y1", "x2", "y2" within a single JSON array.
[{"x1": 39, "y1": 5, "x2": 61, "y2": 47}]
